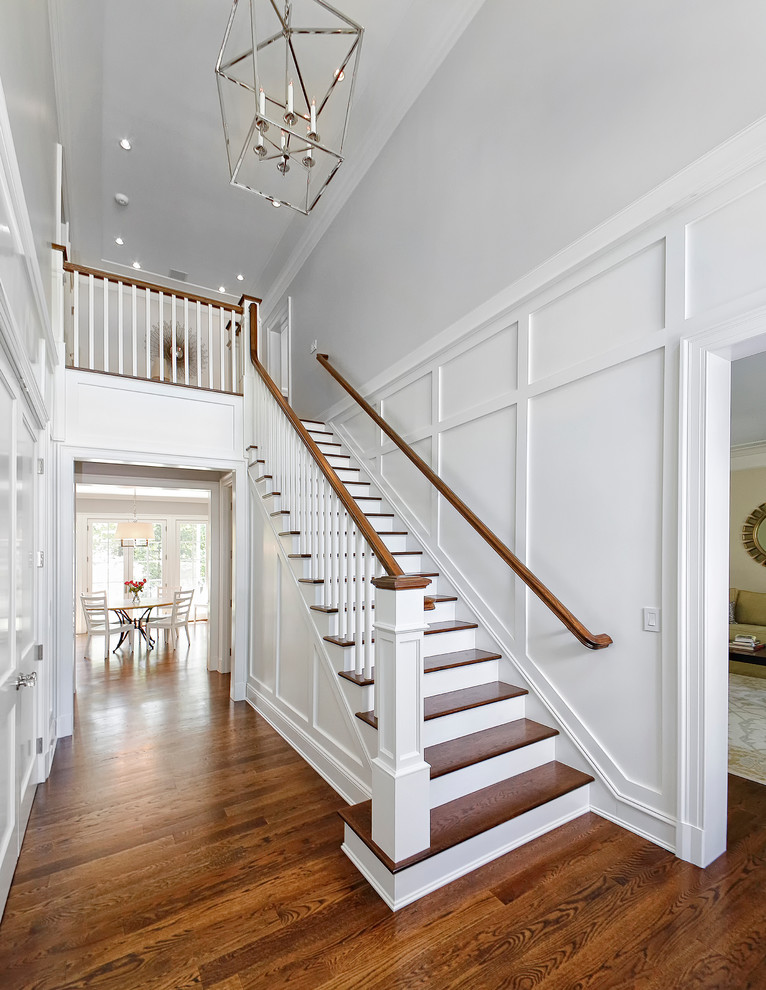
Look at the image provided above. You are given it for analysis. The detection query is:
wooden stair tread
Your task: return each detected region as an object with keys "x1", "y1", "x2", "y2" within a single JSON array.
[
  {"x1": 392, "y1": 550, "x2": 423, "y2": 557},
  {"x1": 424, "y1": 681, "x2": 527, "y2": 720},
  {"x1": 316, "y1": 441, "x2": 342, "y2": 448},
  {"x1": 339, "y1": 668, "x2": 375, "y2": 686},
  {"x1": 262, "y1": 492, "x2": 281, "y2": 498},
  {"x1": 356, "y1": 710, "x2": 378, "y2": 729},
  {"x1": 424, "y1": 648, "x2": 502, "y2": 673},
  {"x1": 254, "y1": 475, "x2": 273, "y2": 482},
  {"x1": 377, "y1": 530, "x2": 408, "y2": 535},
  {"x1": 425, "y1": 719, "x2": 559, "y2": 779},
  {"x1": 364, "y1": 512, "x2": 394, "y2": 517},
  {"x1": 407, "y1": 571, "x2": 440, "y2": 579},
  {"x1": 288, "y1": 553, "x2": 311, "y2": 559},
  {"x1": 298, "y1": 578, "x2": 324, "y2": 585},
  {"x1": 428, "y1": 594, "x2": 458, "y2": 604},
  {"x1": 424, "y1": 619, "x2": 478, "y2": 635},
  {"x1": 324, "y1": 635, "x2": 373, "y2": 648},
  {"x1": 270, "y1": 510, "x2": 289, "y2": 516},
  {"x1": 339, "y1": 762, "x2": 594, "y2": 873},
  {"x1": 278, "y1": 531, "x2": 300, "y2": 536}
]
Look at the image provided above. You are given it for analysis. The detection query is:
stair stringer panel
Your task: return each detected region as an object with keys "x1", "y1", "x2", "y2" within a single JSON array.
[
  {"x1": 247, "y1": 468, "x2": 372, "y2": 805},
  {"x1": 330, "y1": 419, "x2": 676, "y2": 852}
]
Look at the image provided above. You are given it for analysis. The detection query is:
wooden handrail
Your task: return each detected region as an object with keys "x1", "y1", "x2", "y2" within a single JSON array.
[
  {"x1": 63, "y1": 259, "x2": 244, "y2": 314},
  {"x1": 317, "y1": 353, "x2": 612, "y2": 650},
  {"x1": 248, "y1": 307, "x2": 409, "y2": 582}
]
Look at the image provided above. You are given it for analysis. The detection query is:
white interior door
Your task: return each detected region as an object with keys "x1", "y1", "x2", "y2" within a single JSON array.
[
  {"x1": 0, "y1": 361, "x2": 38, "y2": 918},
  {"x1": 265, "y1": 299, "x2": 291, "y2": 400}
]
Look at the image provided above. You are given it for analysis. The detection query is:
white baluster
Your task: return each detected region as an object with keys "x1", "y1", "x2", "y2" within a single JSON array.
[
  {"x1": 117, "y1": 281, "x2": 124, "y2": 375},
  {"x1": 184, "y1": 298, "x2": 190, "y2": 385},
  {"x1": 158, "y1": 292, "x2": 165, "y2": 380},
  {"x1": 230, "y1": 309, "x2": 236, "y2": 393},
  {"x1": 171, "y1": 296, "x2": 177, "y2": 384},
  {"x1": 345, "y1": 519, "x2": 354, "y2": 644},
  {"x1": 145, "y1": 288, "x2": 151, "y2": 379},
  {"x1": 196, "y1": 302, "x2": 202, "y2": 388},
  {"x1": 207, "y1": 306, "x2": 214, "y2": 389},
  {"x1": 365, "y1": 555, "x2": 375, "y2": 685},
  {"x1": 102, "y1": 277, "x2": 109, "y2": 372},
  {"x1": 338, "y1": 507, "x2": 348, "y2": 642},
  {"x1": 219, "y1": 307, "x2": 225, "y2": 391},
  {"x1": 88, "y1": 274, "x2": 94, "y2": 369},
  {"x1": 355, "y1": 528, "x2": 364, "y2": 675},
  {"x1": 131, "y1": 284, "x2": 138, "y2": 377},
  {"x1": 72, "y1": 273, "x2": 79, "y2": 367}
]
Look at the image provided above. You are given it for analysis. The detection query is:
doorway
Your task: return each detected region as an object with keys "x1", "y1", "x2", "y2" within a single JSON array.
[
  {"x1": 679, "y1": 304, "x2": 766, "y2": 868},
  {"x1": 265, "y1": 297, "x2": 291, "y2": 401}
]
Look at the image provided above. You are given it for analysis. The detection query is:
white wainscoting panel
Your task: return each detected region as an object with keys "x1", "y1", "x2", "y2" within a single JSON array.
[
  {"x1": 65, "y1": 371, "x2": 242, "y2": 459},
  {"x1": 686, "y1": 181, "x2": 766, "y2": 318},
  {"x1": 529, "y1": 241, "x2": 666, "y2": 383},
  {"x1": 251, "y1": 506, "x2": 278, "y2": 690},
  {"x1": 381, "y1": 373, "x2": 432, "y2": 436},
  {"x1": 276, "y1": 558, "x2": 310, "y2": 721},
  {"x1": 381, "y1": 438, "x2": 433, "y2": 531},
  {"x1": 313, "y1": 649, "x2": 366, "y2": 767},
  {"x1": 438, "y1": 406, "x2": 517, "y2": 636},
  {"x1": 527, "y1": 349, "x2": 664, "y2": 794},
  {"x1": 439, "y1": 322, "x2": 517, "y2": 421},
  {"x1": 343, "y1": 408, "x2": 379, "y2": 451}
]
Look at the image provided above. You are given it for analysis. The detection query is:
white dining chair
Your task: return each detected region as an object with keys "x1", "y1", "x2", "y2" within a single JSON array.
[
  {"x1": 145, "y1": 589, "x2": 194, "y2": 649},
  {"x1": 81, "y1": 592, "x2": 134, "y2": 659}
]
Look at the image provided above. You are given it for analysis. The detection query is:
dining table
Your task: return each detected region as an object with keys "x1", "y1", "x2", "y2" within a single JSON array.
[{"x1": 110, "y1": 597, "x2": 174, "y2": 650}]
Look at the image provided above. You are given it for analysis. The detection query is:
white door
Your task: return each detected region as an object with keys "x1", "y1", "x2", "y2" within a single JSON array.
[{"x1": 0, "y1": 364, "x2": 38, "y2": 918}]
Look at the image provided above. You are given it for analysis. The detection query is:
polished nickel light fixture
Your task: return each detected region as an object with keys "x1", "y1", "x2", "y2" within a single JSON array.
[
  {"x1": 215, "y1": 0, "x2": 363, "y2": 214},
  {"x1": 115, "y1": 489, "x2": 154, "y2": 547}
]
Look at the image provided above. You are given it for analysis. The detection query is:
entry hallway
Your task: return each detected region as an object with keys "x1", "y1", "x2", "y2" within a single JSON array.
[{"x1": 1, "y1": 630, "x2": 765, "y2": 989}]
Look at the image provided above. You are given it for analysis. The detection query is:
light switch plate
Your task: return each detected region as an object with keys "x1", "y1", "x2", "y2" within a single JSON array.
[
  {"x1": 310, "y1": 339, "x2": 318, "y2": 353},
  {"x1": 643, "y1": 607, "x2": 660, "y2": 632}
]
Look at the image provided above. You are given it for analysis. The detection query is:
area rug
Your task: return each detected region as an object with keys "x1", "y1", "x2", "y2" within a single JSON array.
[{"x1": 729, "y1": 673, "x2": 766, "y2": 785}]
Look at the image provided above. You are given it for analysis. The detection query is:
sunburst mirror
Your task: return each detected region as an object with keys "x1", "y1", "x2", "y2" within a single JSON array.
[{"x1": 742, "y1": 502, "x2": 766, "y2": 565}]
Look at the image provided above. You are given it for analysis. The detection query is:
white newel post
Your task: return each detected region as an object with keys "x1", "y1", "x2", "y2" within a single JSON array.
[{"x1": 371, "y1": 575, "x2": 432, "y2": 862}]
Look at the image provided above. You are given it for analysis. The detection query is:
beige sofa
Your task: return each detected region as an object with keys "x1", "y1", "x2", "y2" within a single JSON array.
[{"x1": 730, "y1": 588, "x2": 766, "y2": 642}]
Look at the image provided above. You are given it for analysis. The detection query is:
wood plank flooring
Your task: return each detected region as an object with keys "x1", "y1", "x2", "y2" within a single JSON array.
[{"x1": 1, "y1": 628, "x2": 765, "y2": 989}]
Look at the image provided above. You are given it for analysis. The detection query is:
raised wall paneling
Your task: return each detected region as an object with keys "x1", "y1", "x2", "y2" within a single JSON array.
[
  {"x1": 686, "y1": 181, "x2": 766, "y2": 317},
  {"x1": 381, "y1": 374, "x2": 432, "y2": 436},
  {"x1": 527, "y1": 350, "x2": 664, "y2": 794},
  {"x1": 276, "y1": 557, "x2": 310, "y2": 721},
  {"x1": 313, "y1": 650, "x2": 364, "y2": 767},
  {"x1": 66, "y1": 373, "x2": 241, "y2": 458},
  {"x1": 342, "y1": 409, "x2": 379, "y2": 451},
  {"x1": 529, "y1": 241, "x2": 666, "y2": 384},
  {"x1": 381, "y1": 438, "x2": 433, "y2": 531},
  {"x1": 439, "y1": 322, "x2": 517, "y2": 421},
  {"x1": 438, "y1": 406, "x2": 517, "y2": 635},
  {"x1": 251, "y1": 505, "x2": 277, "y2": 689}
]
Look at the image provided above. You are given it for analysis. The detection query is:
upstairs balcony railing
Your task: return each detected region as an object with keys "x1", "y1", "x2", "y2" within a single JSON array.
[{"x1": 58, "y1": 251, "x2": 247, "y2": 396}]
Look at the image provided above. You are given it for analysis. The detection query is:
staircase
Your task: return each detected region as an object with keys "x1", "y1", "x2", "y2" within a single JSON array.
[{"x1": 251, "y1": 415, "x2": 594, "y2": 910}]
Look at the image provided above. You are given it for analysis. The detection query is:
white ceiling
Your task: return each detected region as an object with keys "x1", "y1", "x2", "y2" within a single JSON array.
[{"x1": 49, "y1": 0, "x2": 485, "y2": 305}]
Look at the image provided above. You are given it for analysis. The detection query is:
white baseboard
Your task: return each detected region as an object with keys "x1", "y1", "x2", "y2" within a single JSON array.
[{"x1": 247, "y1": 684, "x2": 370, "y2": 806}]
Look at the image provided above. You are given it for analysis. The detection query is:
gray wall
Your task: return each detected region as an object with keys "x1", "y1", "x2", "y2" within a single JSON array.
[
  {"x1": 275, "y1": 0, "x2": 766, "y2": 417},
  {"x1": 0, "y1": 0, "x2": 60, "y2": 311}
]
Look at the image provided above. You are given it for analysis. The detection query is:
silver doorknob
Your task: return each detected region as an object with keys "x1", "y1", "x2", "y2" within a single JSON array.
[{"x1": 15, "y1": 672, "x2": 37, "y2": 690}]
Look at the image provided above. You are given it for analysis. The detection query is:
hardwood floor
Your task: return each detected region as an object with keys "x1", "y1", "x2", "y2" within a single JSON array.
[{"x1": 2, "y1": 629, "x2": 765, "y2": 989}]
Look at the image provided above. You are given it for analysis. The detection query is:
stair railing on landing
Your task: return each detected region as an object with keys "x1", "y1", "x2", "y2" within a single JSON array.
[
  {"x1": 317, "y1": 353, "x2": 612, "y2": 651},
  {"x1": 247, "y1": 306, "x2": 432, "y2": 696},
  {"x1": 55, "y1": 245, "x2": 246, "y2": 395}
]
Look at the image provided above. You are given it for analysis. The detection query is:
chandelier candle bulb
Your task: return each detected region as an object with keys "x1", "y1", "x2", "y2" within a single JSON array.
[
  {"x1": 310, "y1": 100, "x2": 316, "y2": 134},
  {"x1": 259, "y1": 87, "x2": 265, "y2": 117},
  {"x1": 287, "y1": 81, "x2": 293, "y2": 116}
]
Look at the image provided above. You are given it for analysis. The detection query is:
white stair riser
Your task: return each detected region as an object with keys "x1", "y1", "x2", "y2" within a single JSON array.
[
  {"x1": 423, "y1": 658, "x2": 498, "y2": 696},
  {"x1": 334, "y1": 467, "x2": 363, "y2": 483},
  {"x1": 366, "y1": 516, "x2": 396, "y2": 531},
  {"x1": 342, "y1": 786, "x2": 591, "y2": 911},
  {"x1": 344, "y1": 483, "x2": 375, "y2": 498},
  {"x1": 301, "y1": 420, "x2": 327, "y2": 431},
  {"x1": 338, "y1": 679, "x2": 374, "y2": 711},
  {"x1": 427, "y1": 600, "x2": 457, "y2": 622},
  {"x1": 394, "y1": 555, "x2": 426, "y2": 574},
  {"x1": 356, "y1": 499, "x2": 384, "y2": 512},
  {"x1": 377, "y1": 533, "x2": 409, "y2": 553},
  {"x1": 298, "y1": 583, "x2": 324, "y2": 607},
  {"x1": 422, "y1": 628, "x2": 476, "y2": 657},
  {"x1": 354, "y1": 715, "x2": 379, "y2": 762},
  {"x1": 429, "y1": 736, "x2": 557, "y2": 808},
  {"x1": 423, "y1": 695, "x2": 526, "y2": 747},
  {"x1": 325, "y1": 454, "x2": 352, "y2": 469}
]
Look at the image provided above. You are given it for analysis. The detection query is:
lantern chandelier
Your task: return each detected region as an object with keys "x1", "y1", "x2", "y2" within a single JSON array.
[{"x1": 215, "y1": 0, "x2": 364, "y2": 215}]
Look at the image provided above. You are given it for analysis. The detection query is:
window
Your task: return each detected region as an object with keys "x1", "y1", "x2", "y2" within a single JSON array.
[
  {"x1": 178, "y1": 521, "x2": 208, "y2": 605},
  {"x1": 132, "y1": 522, "x2": 164, "y2": 598},
  {"x1": 89, "y1": 521, "x2": 125, "y2": 601}
]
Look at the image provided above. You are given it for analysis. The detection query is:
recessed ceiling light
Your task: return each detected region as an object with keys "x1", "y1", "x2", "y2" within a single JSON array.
[
  {"x1": 236, "y1": 274, "x2": 244, "y2": 281},
  {"x1": 132, "y1": 261, "x2": 141, "y2": 269},
  {"x1": 114, "y1": 192, "x2": 129, "y2": 206},
  {"x1": 0, "y1": 223, "x2": 10, "y2": 235},
  {"x1": 218, "y1": 286, "x2": 226, "y2": 293},
  {"x1": 120, "y1": 138, "x2": 132, "y2": 151},
  {"x1": 115, "y1": 236, "x2": 124, "y2": 245}
]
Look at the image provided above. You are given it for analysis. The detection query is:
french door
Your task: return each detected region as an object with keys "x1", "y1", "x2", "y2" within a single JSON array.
[
  {"x1": 0, "y1": 359, "x2": 39, "y2": 919},
  {"x1": 88, "y1": 521, "x2": 165, "y2": 599}
]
